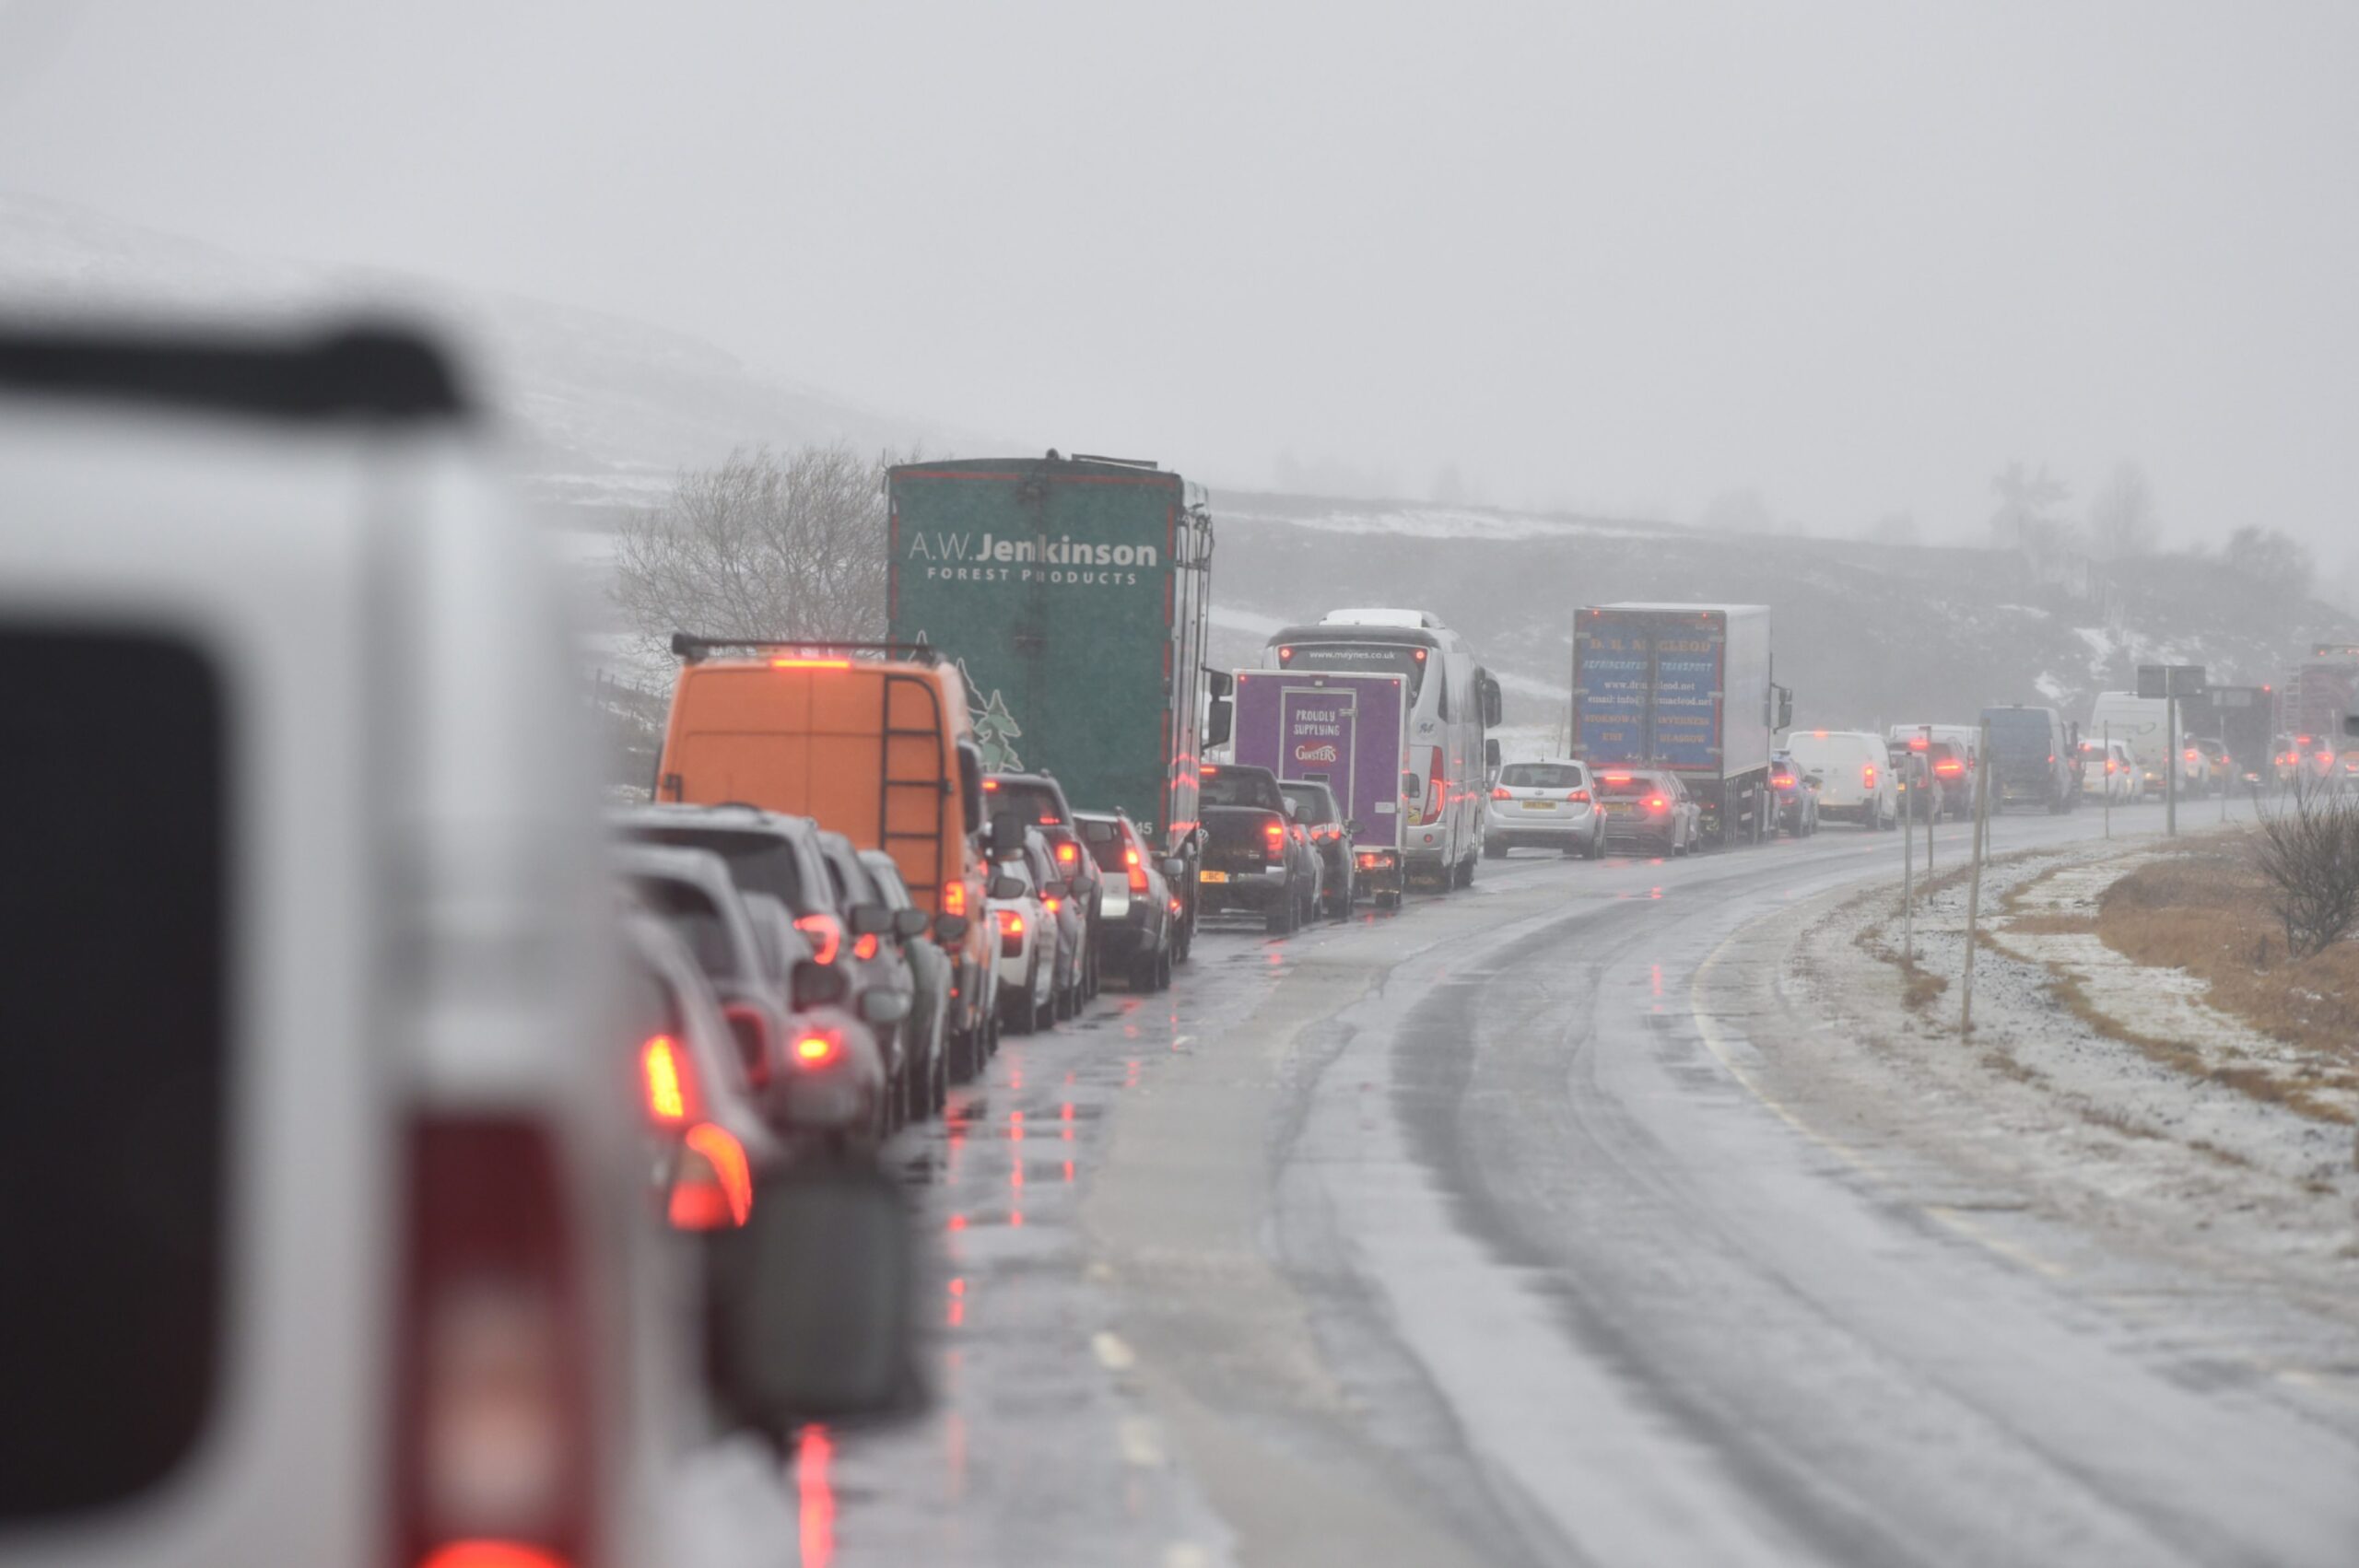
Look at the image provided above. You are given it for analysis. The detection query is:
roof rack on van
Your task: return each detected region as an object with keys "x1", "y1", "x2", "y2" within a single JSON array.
[{"x1": 669, "y1": 632, "x2": 943, "y2": 666}]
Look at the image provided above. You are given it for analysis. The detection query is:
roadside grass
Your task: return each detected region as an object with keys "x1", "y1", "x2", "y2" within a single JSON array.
[{"x1": 2095, "y1": 838, "x2": 2359, "y2": 1118}]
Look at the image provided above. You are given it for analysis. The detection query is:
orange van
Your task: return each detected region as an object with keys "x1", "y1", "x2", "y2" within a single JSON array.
[{"x1": 654, "y1": 636, "x2": 997, "y2": 1068}]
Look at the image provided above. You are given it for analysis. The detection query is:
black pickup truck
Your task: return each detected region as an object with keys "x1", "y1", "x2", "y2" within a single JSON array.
[{"x1": 1197, "y1": 763, "x2": 1323, "y2": 934}]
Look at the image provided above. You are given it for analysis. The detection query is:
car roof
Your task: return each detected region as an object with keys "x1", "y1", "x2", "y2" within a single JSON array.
[
  {"x1": 614, "y1": 841, "x2": 743, "y2": 896},
  {"x1": 611, "y1": 802, "x2": 816, "y2": 840}
]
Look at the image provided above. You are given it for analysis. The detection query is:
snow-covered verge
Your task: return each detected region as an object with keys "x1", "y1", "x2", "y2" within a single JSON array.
[{"x1": 1765, "y1": 839, "x2": 2359, "y2": 1341}]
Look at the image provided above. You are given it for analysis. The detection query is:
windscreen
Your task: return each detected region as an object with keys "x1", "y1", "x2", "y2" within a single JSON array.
[
  {"x1": 627, "y1": 876, "x2": 739, "y2": 979},
  {"x1": 1278, "y1": 782, "x2": 1339, "y2": 824},
  {"x1": 628, "y1": 825, "x2": 810, "y2": 914},
  {"x1": 1076, "y1": 816, "x2": 1129, "y2": 872},
  {"x1": 991, "y1": 779, "x2": 1068, "y2": 827},
  {"x1": 1201, "y1": 769, "x2": 1286, "y2": 811},
  {"x1": 1595, "y1": 773, "x2": 1666, "y2": 799},
  {"x1": 1499, "y1": 763, "x2": 1587, "y2": 790},
  {"x1": 1276, "y1": 639, "x2": 1429, "y2": 703},
  {"x1": 1, "y1": 630, "x2": 226, "y2": 1519}
]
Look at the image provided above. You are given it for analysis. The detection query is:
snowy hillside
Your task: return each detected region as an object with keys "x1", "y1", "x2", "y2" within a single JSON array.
[{"x1": 0, "y1": 192, "x2": 962, "y2": 521}]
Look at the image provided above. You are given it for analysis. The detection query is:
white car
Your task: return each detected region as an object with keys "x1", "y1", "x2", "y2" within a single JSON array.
[
  {"x1": 1787, "y1": 729, "x2": 1898, "y2": 829},
  {"x1": 989, "y1": 838, "x2": 1059, "y2": 1035},
  {"x1": 2079, "y1": 739, "x2": 2138, "y2": 802},
  {"x1": 0, "y1": 319, "x2": 907, "y2": 1568},
  {"x1": 1485, "y1": 758, "x2": 1607, "y2": 858}
]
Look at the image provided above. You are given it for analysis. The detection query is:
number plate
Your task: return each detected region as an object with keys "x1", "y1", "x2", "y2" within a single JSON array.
[
  {"x1": 1520, "y1": 801, "x2": 1557, "y2": 811},
  {"x1": 1199, "y1": 870, "x2": 1230, "y2": 883}
]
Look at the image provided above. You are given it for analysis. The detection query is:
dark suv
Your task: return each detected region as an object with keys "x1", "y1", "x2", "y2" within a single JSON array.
[{"x1": 1199, "y1": 764, "x2": 1322, "y2": 932}]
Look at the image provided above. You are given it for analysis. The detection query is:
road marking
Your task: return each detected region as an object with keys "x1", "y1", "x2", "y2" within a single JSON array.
[
  {"x1": 1092, "y1": 1329, "x2": 1137, "y2": 1371},
  {"x1": 1117, "y1": 1415, "x2": 1165, "y2": 1468}
]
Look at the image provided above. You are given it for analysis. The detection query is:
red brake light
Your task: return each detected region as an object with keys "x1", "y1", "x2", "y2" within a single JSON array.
[
  {"x1": 852, "y1": 932, "x2": 879, "y2": 962},
  {"x1": 1412, "y1": 648, "x2": 1426, "y2": 661},
  {"x1": 668, "y1": 1122, "x2": 753, "y2": 1231},
  {"x1": 769, "y1": 657, "x2": 851, "y2": 670},
  {"x1": 1127, "y1": 848, "x2": 1149, "y2": 894},
  {"x1": 943, "y1": 881, "x2": 968, "y2": 918},
  {"x1": 792, "y1": 1031, "x2": 842, "y2": 1068},
  {"x1": 1044, "y1": 895, "x2": 1062, "y2": 913},
  {"x1": 1934, "y1": 760, "x2": 1963, "y2": 777},
  {"x1": 1202, "y1": 765, "x2": 1220, "y2": 775},
  {"x1": 1646, "y1": 796, "x2": 1667, "y2": 813},
  {"x1": 981, "y1": 778, "x2": 1000, "y2": 791},
  {"x1": 1492, "y1": 786, "x2": 1512, "y2": 801},
  {"x1": 1862, "y1": 764, "x2": 1878, "y2": 787},
  {"x1": 793, "y1": 912, "x2": 843, "y2": 965},
  {"x1": 997, "y1": 909, "x2": 1025, "y2": 936},
  {"x1": 1602, "y1": 773, "x2": 1634, "y2": 783},
  {"x1": 1908, "y1": 736, "x2": 1929, "y2": 751},
  {"x1": 395, "y1": 1118, "x2": 594, "y2": 1568},
  {"x1": 1055, "y1": 841, "x2": 1077, "y2": 865},
  {"x1": 1263, "y1": 819, "x2": 1285, "y2": 859},
  {"x1": 640, "y1": 1036, "x2": 688, "y2": 1125},
  {"x1": 1277, "y1": 646, "x2": 1293, "y2": 661}
]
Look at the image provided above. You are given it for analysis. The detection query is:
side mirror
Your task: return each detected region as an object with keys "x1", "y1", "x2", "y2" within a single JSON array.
[
  {"x1": 790, "y1": 959, "x2": 848, "y2": 1012},
  {"x1": 892, "y1": 907, "x2": 930, "y2": 940},
  {"x1": 1485, "y1": 738, "x2": 1502, "y2": 771},
  {"x1": 704, "y1": 1164, "x2": 917, "y2": 1438},
  {"x1": 1284, "y1": 799, "x2": 1301, "y2": 820},
  {"x1": 1803, "y1": 772, "x2": 1824, "y2": 788},
  {"x1": 1480, "y1": 672, "x2": 1504, "y2": 728},
  {"x1": 1402, "y1": 771, "x2": 1423, "y2": 801},
  {"x1": 1163, "y1": 857, "x2": 1188, "y2": 881},
  {"x1": 859, "y1": 989, "x2": 911, "y2": 1026},
  {"x1": 848, "y1": 903, "x2": 893, "y2": 938},
  {"x1": 1204, "y1": 668, "x2": 1235, "y2": 698},
  {"x1": 990, "y1": 872, "x2": 1026, "y2": 901},
  {"x1": 1206, "y1": 696, "x2": 1234, "y2": 751},
  {"x1": 1344, "y1": 819, "x2": 1361, "y2": 835},
  {"x1": 933, "y1": 912, "x2": 970, "y2": 943}
]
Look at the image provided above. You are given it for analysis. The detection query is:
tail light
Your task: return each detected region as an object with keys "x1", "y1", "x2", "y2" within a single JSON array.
[
  {"x1": 791, "y1": 1031, "x2": 842, "y2": 1069},
  {"x1": 851, "y1": 933, "x2": 880, "y2": 963},
  {"x1": 1934, "y1": 760, "x2": 1963, "y2": 777},
  {"x1": 1645, "y1": 796, "x2": 1668, "y2": 813},
  {"x1": 720, "y1": 1001, "x2": 771, "y2": 1081},
  {"x1": 1043, "y1": 895, "x2": 1062, "y2": 913},
  {"x1": 1567, "y1": 788, "x2": 1590, "y2": 802},
  {"x1": 1492, "y1": 786, "x2": 1512, "y2": 801},
  {"x1": 639, "y1": 1036, "x2": 690, "y2": 1127},
  {"x1": 1053, "y1": 842, "x2": 1077, "y2": 868},
  {"x1": 1420, "y1": 748, "x2": 1447, "y2": 824},
  {"x1": 793, "y1": 912, "x2": 843, "y2": 965},
  {"x1": 1263, "y1": 819, "x2": 1285, "y2": 860},
  {"x1": 1125, "y1": 846, "x2": 1148, "y2": 895},
  {"x1": 667, "y1": 1123, "x2": 753, "y2": 1232},
  {"x1": 1862, "y1": 764, "x2": 1879, "y2": 789},
  {"x1": 394, "y1": 1118, "x2": 596, "y2": 1568},
  {"x1": 943, "y1": 880, "x2": 968, "y2": 919},
  {"x1": 997, "y1": 907, "x2": 1025, "y2": 956}
]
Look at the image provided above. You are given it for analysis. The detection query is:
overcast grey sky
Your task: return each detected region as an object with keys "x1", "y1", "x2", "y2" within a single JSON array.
[{"x1": 3, "y1": 2, "x2": 2355, "y2": 551}]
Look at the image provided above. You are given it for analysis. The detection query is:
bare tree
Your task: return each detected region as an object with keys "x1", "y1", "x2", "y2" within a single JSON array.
[
  {"x1": 612, "y1": 443, "x2": 900, "y2": 649},
  {"x1": 1989, "y1": 461, "x2": 2074, "y2": 554},
  {"x1": 2221, "y1": 525, "x2": 2315, "y2": 598},
  {"x1": 2253, "y1": 790, "x2": 2359, "y2": 957},
  {"x1": 2085, "y1": 462, "x2": 2160, "y2": 559}
]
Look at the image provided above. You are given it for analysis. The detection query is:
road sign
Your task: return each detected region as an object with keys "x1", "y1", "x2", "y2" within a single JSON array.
[{"x1": 2137, "y1": 663, "x2": 2206, "y2": 700}]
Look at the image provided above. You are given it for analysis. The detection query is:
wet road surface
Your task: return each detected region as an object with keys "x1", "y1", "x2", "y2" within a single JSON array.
[{"x1": 813, "y1": 801, "x2": 2359, "y2": 1566}]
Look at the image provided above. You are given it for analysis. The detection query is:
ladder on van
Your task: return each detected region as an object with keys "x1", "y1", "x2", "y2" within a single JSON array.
[{"x1": 879, "y1": 670, "x2": 948, "y2": 904}]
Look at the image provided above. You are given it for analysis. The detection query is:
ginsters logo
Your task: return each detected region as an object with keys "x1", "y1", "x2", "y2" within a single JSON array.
[
  {"x1": 1294, "y1": 742, "x2": 1340, "y2": 765},
  {"x1": 905, "y1": 531, "x2": 1157, "y2": 587}
]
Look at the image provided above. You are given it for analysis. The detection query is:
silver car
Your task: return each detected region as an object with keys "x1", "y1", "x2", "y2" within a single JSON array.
[{"x1": 1485, "y1": 759, "x2": 1606, "y2": 859}]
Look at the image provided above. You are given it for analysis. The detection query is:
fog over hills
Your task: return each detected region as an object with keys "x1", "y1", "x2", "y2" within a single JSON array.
[{"x1": 10, "y1": 193, "x2": 2351, "y2": 754}]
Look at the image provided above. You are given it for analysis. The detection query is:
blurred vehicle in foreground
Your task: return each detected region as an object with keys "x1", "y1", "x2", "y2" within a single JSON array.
[{"x1": 0, "y1": 320, "x2": 913, "y2": 1568}]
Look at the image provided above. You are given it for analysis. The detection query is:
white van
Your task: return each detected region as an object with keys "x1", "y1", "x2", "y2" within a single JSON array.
[
  {"x1": 2085, "y1": 691, "x2": 2175, "y2": 797},
  {"x1": 0, "y1": 321, "x2": 906, "y2": 1568},
  {"x1": 1787, "y1": 729, "x2": 1897, "y2": 828}
]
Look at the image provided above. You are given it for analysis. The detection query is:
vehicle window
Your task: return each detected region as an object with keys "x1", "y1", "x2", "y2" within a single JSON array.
[
  {"x1": 2, "y1": 629, "x2": 225, "y2": 1519},
  {"x1": 1201, "y1": 769, "x2": 1286, "y2": 811},
  {"x1": 1275, "y1": 639, "x2": 1429, "y2": 703},
  {"x1": 628, "y1": 826, "x2": 809, "y2": 914},
  {"x1": 1076, "y1": 817, "x2": 1129, "y2": 872},
  {"x1": 621, "y1": 949, "x2": 687, "y2": 1047},
  {"x1": 626, "y1": 876, "x2": 740, "y2": 979},
  {"x1": 1595, "y1": 773, "x2": 1664, "y2": 799},
  {"x1": 1499, "y1": 763, "x2": 1586, "y2": 790},
  {"x1": 862, "y1": 857, "x2": 911, "y2": 908},
  {"x1": 991, "y1": 780, "x2": 1068, "y2": 827},
  {"x1": 1278, "y1": 783, "x2": 1337, "y2": 824},
  {"x1": 828, "y1": 848, "x2": 878, "y2": 905}
]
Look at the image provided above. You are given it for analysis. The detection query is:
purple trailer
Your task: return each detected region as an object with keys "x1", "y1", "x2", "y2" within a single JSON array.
[{"x1": 1231, "y1": 667, "x2": 1411, "y2": 907}]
